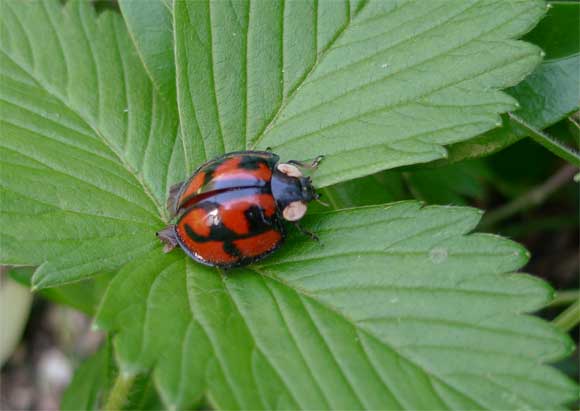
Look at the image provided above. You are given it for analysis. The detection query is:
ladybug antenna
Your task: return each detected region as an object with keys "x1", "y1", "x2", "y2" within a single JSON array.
[{"x1": 314, "y1": 192, "x2": 330, "y2": 207}]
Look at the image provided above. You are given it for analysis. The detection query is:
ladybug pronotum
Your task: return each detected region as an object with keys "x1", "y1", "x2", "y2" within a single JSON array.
[{"x1": 157, "y1": 150, "x2": 324, "y2": 268}]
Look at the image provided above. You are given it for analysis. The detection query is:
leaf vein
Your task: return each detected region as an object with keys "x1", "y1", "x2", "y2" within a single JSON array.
[
  {"x1": 298, "y1": 295, "x2": 367, "y2": 409},
  {"x1": 253, "y1": 267, "x2": 498, "y2": 409},
  {"x1": 184, "y1": 265, "x2": 244, "y2": 408},
  {"x1": 250, "y1": 0, "x2": 369, "y2": 148},
  {"x1": 0, "y1": 22, "x2": 166, "y2": 220},
  {"x1": 207, "y1": 1, "x2": 227, "y2": 154},
  {"x1": 265, "y1": 11, "x2": 533, "y2": 143},
  {"x1": 261, "y1": 276, "x2": 332, "y2": 409},
  {"x1": 221, "y1": 273, "x2": 302, "y2": 409},
  {"x1": 0, "y1": 147, "x2": 161, "y2": 221}
]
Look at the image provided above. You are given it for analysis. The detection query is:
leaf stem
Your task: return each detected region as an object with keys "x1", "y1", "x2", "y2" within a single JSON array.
[
  {"x1": 103, "y1": 372, "x2": 135, "y2": 411},
  {"x1": 549, "y1": 290, "x2": 580, "y2": 308},
  {"x1": 552, "y1": 301, "x2": 580, "y2": 333},
  {"x1": 480, "y1": 164, "x2": 578, "y2": 228},
  {"x1": 508, "y1": 112, "x2": 580, "y2": 166}
]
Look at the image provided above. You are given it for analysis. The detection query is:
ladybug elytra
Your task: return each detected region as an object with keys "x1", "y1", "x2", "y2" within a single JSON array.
[{"x1": 157, "y1": 151, "x2": 324, "y2": 268}]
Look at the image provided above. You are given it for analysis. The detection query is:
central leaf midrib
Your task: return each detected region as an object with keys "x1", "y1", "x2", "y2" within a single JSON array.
[{"x1": 0, "y1": 46, "x2": 166, "y2": 223}]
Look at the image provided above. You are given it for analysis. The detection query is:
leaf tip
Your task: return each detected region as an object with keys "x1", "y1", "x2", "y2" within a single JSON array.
[
  {"x1": 30, "y1": 262, "x2": 50, "y2": 291},
  {"x1": 514, "y1": 245, "x2": 532, "y2": 267}
]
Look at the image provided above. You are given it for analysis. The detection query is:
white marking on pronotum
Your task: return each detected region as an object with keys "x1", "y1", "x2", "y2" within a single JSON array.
[
  {"x1": 277, "y1": 163, "x2": 302, "y2": 177},
  {"x1": 283, "y1": 201, "x2": 307, "y2": 221}
]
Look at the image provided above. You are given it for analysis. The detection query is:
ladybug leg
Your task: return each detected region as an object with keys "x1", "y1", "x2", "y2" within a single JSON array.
[
  {"x1": 310, "y1": 155, "x2": 324, "y2": 169},
  {"x1": 313, "y1": 191, "x2": 330, "y2": 207},
  {"x1": 156, "y1": 226, "x2": 178, "y2": 253},
  {"x1": 288, "y1": 155, "x2": 324, "y2": 170},
  {"x1": 293, "y1": 222, "x2": 320, "y2": 242},
  {"x1": 167, "y1": 181, "x2": 185, "y2": 217}
]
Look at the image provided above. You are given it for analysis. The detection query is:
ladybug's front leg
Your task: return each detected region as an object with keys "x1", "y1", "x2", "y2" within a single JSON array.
[
  {"x1": 156, "y1": 226, "x2": 178, "y2": 253},
  {"x1": 293, "y1": 222, "x2": 320, "y2": 242},
  {"x1": 287, "y1": 155, "x2": 324, "y2": 170}
]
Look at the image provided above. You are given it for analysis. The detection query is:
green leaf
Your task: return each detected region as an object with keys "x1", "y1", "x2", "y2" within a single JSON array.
[
  {"x1": 523, "y1": 0, "x2": 580, "y2": 60},
  {"x1": 123, "y1": 374, "x2": 165, "y2": 411},
  {"x1": 119, "y1": 0, "x2": 176, "y2": 102},
  {"x1": 430, "y1": 49, "x2": 580, "y2": 165},
  {"x1": 0, "y1": 1, "x2": 184, "y2": 288},
  {"x1": 2, "y1": 1, "x2": 577, "y2": 409},
  {"x1": 97, "y1": 203, "x2": 577, "y2": 410},
  {"x1": 320, "y1": 171, "x2": 409, "y2": 209},
  {"x1": 174, "y1": 0, "x2": 544, "y2": 186},
  {"x1": 406, "y1": 160, "x2": 490, "y2": 205},
  {"x1": 509, "y1": 54, "x2": 580, "y2": 129},
  {"x1": 432, "y1": 117, "x2": 522, "y2": 165},
  {"x1": 438, "y1": 0, "x2": 580, "y2": 165},
  {"x1": 9, "y1": 267, "x2": 112, "y2": 315},
  {"x1": 62, "y1": 341, "x2": 163, "y2": 410},
  {"x1": 61, "y1": 343, "x2": 113, "y2": 411}
]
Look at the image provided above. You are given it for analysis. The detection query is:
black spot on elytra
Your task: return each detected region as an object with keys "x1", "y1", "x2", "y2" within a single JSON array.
[
  {"x1": 237, "y1": 157, "x2": 266, "y2": 170},
  {"x1": 244, "y1": 204, "x2": 274, "y2": 233},
  {"x1": 182, "y1": 199, "x2": 283, "y2": 245},
  {"x1": 223, "y1": 241, "x2": 242, "y2": 258}
]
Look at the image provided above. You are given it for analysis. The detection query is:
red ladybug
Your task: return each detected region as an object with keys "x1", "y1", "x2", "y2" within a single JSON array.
[{"x1": 157, "y1": 151, "x2": 324, "y2": 268}]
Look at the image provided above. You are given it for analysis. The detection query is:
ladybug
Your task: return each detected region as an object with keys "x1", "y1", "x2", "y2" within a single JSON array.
[{"x1": 157, "y1": 150, "x2": 324, "y2": 268}]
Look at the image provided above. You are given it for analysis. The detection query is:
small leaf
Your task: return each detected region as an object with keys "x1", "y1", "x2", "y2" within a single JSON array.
[
  {"x1": 319, "y1": 171, "x2": 409, "y2": 209},
  {"x1": 97, "y1": 203, "x2": 577, "y2": 410},
  {"x1": 174, "y1": 0, "x2": 544, "y2": 186},
  {"x1": 432, "y1": 117, "x2": 525, "y2": 165},
  {"x1": 62, "y1": 342, "x2": 163, "y2": 410},
  {"x1": 509, "y1": 54, "x2": 580, "y2": 129},
  {"x1": 61, "y1": 344, "x2": 113, "y2": 411},
  {"x1": 406, "y1": 160, "x2": 491, "y2": 205}
]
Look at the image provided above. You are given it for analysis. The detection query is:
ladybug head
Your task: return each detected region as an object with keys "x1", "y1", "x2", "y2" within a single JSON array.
[
  {"x1": 272, "y1": 163, "x2": 324, "y2": 222},
  {"x1": 272, "y1": 163, "x2": 320, "y2": 221},
  {"x1": 298, "y1": 176, "x2": 317, "y2": 203},
  {"x1": 281, "y1": 176, "x2": 324, "y2": 221}
]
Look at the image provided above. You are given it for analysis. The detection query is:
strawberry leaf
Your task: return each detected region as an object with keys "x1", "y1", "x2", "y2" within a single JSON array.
[
  {"x1": 97, "y1": 203, "x2": 577, "y2": 409},
  {"x1": 1, "y1": 1, "x2": 576, "y2": 409},
  {"x1": 0, "y1": 1, "x2": 183, "y2": 287},
  {"x1": 174, "y1": 0, "x2": 545, "y2": 186}
]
